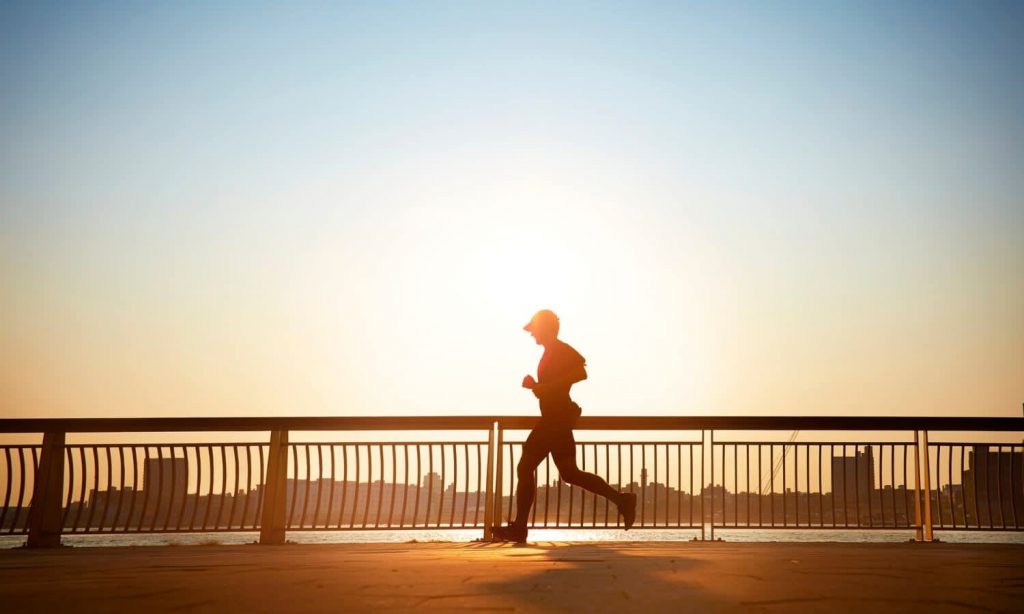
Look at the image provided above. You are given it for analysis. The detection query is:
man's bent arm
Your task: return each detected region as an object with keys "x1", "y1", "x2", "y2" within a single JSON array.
[{"x1": 532, "y1": 366, "x2": 587, "y2": 394}]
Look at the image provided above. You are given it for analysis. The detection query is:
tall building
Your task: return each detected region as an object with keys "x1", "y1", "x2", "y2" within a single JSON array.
[
  {"x1": 831, "y1": 447, "x2": 874, "y2": 522},
  {"x1": 962, "y1": 446, "x2": 1024, "y2": 526},
  {"x1": 142, "y1": 457, "x2": 189, "y2": 511}
]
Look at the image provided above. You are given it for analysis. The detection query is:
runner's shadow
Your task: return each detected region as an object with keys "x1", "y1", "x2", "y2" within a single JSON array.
[{"x1": 471, "y1": 542, "x2": 727, "y2": 611}]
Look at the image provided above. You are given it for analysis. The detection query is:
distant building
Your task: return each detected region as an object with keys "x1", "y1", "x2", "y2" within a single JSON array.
[
  {"x1": 830, "y1": 447, "x2": 875, "y2": 497},
  {"x1": 142, "y1": 457, "x2": 189, "y2": 511},
  {"x1": 831, "y1": 447, "x2": 874, "y2": 524},
  {"x1": 422, "y1": 472, "x2": 442, "y2": 494},
  {"x1": 962, "y1": 446, "x2": 1024, "y2": 526}
]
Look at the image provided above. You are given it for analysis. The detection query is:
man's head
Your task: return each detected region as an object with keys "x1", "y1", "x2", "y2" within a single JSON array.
[{"x1": 523, "y1": 309, "x2": 559, "y2": 345}]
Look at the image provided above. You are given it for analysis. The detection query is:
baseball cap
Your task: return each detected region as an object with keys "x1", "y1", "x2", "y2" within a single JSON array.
[{"x1": 523, "y1": 309, "x2": 559, "y2": 332}]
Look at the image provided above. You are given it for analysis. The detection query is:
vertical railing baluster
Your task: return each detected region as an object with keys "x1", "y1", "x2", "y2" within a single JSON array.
[
  {"x1": 446, "y1": 444, "x2": 457, "y2": 528},
  {"x1": 607, "y1": 444, "x2": 614, "y2": 527},
  {"x1": 62, "y1": 446, "x2": 74, "y2": 531},
  {"x1": 506, "y1": 443, "x2": 515, "y2": 525},
  {"x1": 492, "y1": 425, "x2": 503, "y2": 530},
  {"x1": 483, "y1": 428, "x2": 494, "y2": 539},
  {"x1": 127, "y1": 447, "x2": 140, "y2": 532},
  {"x1": 921, "y1": 432, "x2": 933, "y2": 540},
  {"x1": 542, "y1": 454, "x2": 550, "y2": 527},
  {"x1": 242, "y1": 445, "x2": 253, "y2": 530},
  {"x1": 1010, "y1": 444, "x2": 1019, "y2": 529},
  {"x1": 134, "y1": 447, "x2": 149, "y2": 532},
  {"x1": 255, "y1": 444, "x2": 266, "y2": 530},
  {"x1": 392, "y1": 444, "x2": 400, "y2": 528},
  {"x1": 298, "y1": 444, "x2": 313, "y2": 529},
  {"x1": 0, "y1": 448, "x2": 11, "y2": 532},
  {"x1": 376, "y1": 445, "x2": 387, "y2": 528},
  {"x1": 325, "y1": 445, "x2": 336, "y2": 529},
  {"x1": 902, "y1": 444, "x2": 910, "y2": 530},
  {"x1": 947, "y1": 445, "x2": 956, "y2": 529},
  {"x1": 361, "y1": 444, "x2": 373, "y2": 528},
  {"x1": 911, "y1": 434, "x2": 923, "y2": 540},
  {"x1": 343, "y1": 444, "x2": 354, "y2": 528},
  {"x1": 82, "y1": 446, "x2": 99, "y2": 532},
  {"x1": 411, "y1": 444, "x2": 420, "y2": 528},
  {"x1": 830, "y1": 445, "x2": 837, "y2": 529},
  {"x1": 173, "y1": 446, "x2": 188, "y2": 531},
  {"x1": 614, "y1": 444, "x2": 620, "y2": 528},
  {"x1": 769, "y1": 443, "x2": 774, "y2": 528},
  {"x1": 638, "y1": 444, "x2": 645, "y2": 527},
  {"x1": 689, "y1": 443, "x2": 694, "y2": 528},
  {"x1": 732, "y1": 444, "x2": 737, "y2": 527},
  {"x1": 865, "y1": 445, "x2": 872, "y2": 528},
  {"x1": 460, "y1": 444, "x2": 469, "y2": 527},
  {"x1": 287, "y1": 444, "x2": 300, "y2": 529},
  {"x1": 995, "y1": 445, "x2": 1005, "y2": 529},
  {"x1": 112, "y1": 447, "x2": 126, "y2": 530},
  {"x1": 593, "y1": 444, "x2": 600, "y2": 527},
  {"x1": 474, "y1": 442, "x2": 482, "y2": 528},
  {"x1": 817, "y1": 445, "x2": 823, "y2": 528},
  {"x1": 229, "y1": 446, "x2": 240, "y2": 528},
  {"x1": 187, "y1": 445, "x2": 199, "y2": 531},
  {"x1": 708, "y1": 432, "x2": 714, "y2": 540},
  {"x1": 424, "y1": 444, "x2": 434, "y2": 528},
  {"x1": 400, "y1": 444, "x2": 410, "y2": 528},
  {"x1": 720, "y1": 443, "x2": 725, "y2": 531},
  {"x1": 699, "y1": 432, "x2": 705, "y2": 540},
  {"x1": 889, "y1": 445, "x2": 896, "y2": 528},
  {"x1": 202, "y1": 446, "x2": 215, "y2": 530}
]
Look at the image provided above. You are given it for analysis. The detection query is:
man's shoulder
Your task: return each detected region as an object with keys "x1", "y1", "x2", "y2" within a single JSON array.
[{"x1": 554, "y1": 340, "x2": 585, "y2": 364}]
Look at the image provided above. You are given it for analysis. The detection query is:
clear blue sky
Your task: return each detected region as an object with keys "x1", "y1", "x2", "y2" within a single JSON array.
[{"x1": 1, "y1": 2, "x2": 1022, "y2": 418}]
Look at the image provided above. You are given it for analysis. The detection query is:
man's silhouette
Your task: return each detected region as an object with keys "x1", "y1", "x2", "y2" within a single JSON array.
[{"x1": 491, "y1": 309, "x2": 637, "y2": 543}]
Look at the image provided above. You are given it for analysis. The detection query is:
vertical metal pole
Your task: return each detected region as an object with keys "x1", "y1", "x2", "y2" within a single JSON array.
[
  {"x1": 259, "y1": 430, "x2": 289, "y2": 545},
  {"x1": 492, "y1": 422, "x2": 504, "y2": 530},
  {"x1": 700, "y1": 429, "x2": 705, "y2": 541},
  {"x1": 709, "y1": 429, "x2": 714, "y2": 541},
  {"x1": 921, "y1": 430, "x2": 933, "y2": 541},
  {"x1": 27, "y1": 432, "x2": 66, "y2": 548},
  {"x1": 912, "y1": 430, "x2": 924, "y2": 541},
  {"x1": 482, "y1": 423, "x2": 496, "y2": 541}
]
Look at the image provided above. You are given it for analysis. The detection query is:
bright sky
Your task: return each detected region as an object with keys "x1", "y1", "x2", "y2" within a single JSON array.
[{"x1": 1, "y1": 2, "x2": 1021, "y2": 420}]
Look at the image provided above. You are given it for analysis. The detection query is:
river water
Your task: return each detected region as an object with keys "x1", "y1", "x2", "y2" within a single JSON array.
[{"x1": 3, "y1": 527, "x2": 1022, "y2": 548}]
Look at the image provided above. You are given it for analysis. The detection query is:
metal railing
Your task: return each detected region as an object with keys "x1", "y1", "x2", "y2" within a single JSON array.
[{"x1": 0, "y1": 415, "x2": 1021, "y2": 546}]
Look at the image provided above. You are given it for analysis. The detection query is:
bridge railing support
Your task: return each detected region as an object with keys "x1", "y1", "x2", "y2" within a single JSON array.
[
  {"x1": 27, "y1": 431, "x2": 66, "y2": 548},
  {"x1": 259, "y1": 430, "x2": 289, "y2": 545}
]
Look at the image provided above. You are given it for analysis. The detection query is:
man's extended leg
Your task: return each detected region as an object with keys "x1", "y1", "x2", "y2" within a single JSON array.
[
  {"x1": 552, "y1": 451, "x2": 638, "y2": 529},
  {"x1": 492, "y1": 441, "x2": 547, "y2": 542}
]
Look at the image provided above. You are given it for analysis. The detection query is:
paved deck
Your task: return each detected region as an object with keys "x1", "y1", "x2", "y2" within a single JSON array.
[{"x1": 1, "y1": 541, "x2": 1022, "y2": 612}]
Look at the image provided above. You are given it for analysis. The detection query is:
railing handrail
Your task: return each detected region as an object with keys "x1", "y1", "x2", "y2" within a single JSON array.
[{"x1": 0, "y1": 415, "x2": 1021, "y2": 433}]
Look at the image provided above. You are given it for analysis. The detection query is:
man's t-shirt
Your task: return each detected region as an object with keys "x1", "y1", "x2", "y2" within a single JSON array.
[{"x1": 535, "y1": 340, "x2": 586, "y2": 423}]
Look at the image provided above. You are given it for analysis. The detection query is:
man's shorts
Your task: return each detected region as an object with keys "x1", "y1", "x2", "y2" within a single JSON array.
[{"x1": 523, "y1": 419, "x2": 576, "y2": 459}]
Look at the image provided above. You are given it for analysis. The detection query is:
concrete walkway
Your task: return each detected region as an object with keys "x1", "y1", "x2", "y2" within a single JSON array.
[{"x1": 1, "y1": 541, "x2": 1022, "y2": 612}]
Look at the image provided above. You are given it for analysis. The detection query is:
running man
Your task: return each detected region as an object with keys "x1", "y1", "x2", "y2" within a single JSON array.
[{"x1": 491, "y1": 309, "x2": 637, "y2": 543}]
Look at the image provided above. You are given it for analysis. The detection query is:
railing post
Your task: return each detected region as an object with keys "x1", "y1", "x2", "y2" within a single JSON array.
[
  {"x1": 27, "y1": 432, "x2": 66, "y2": 548},
  {"x1": 260, "y1": 430, "x2": 289, "y2": 545},
  {"x1": 920, "y1": 430, "x2": 933, "y2": 541},
  {"x1": 482, "y1": 422, "x2": 496, "y2": 541},
  {"x1": 912, "y1": 430, "x2": 924, "y2": 541},
  {"x1": 492, "y1": 422, "x2": 505, "y2": 530}
]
